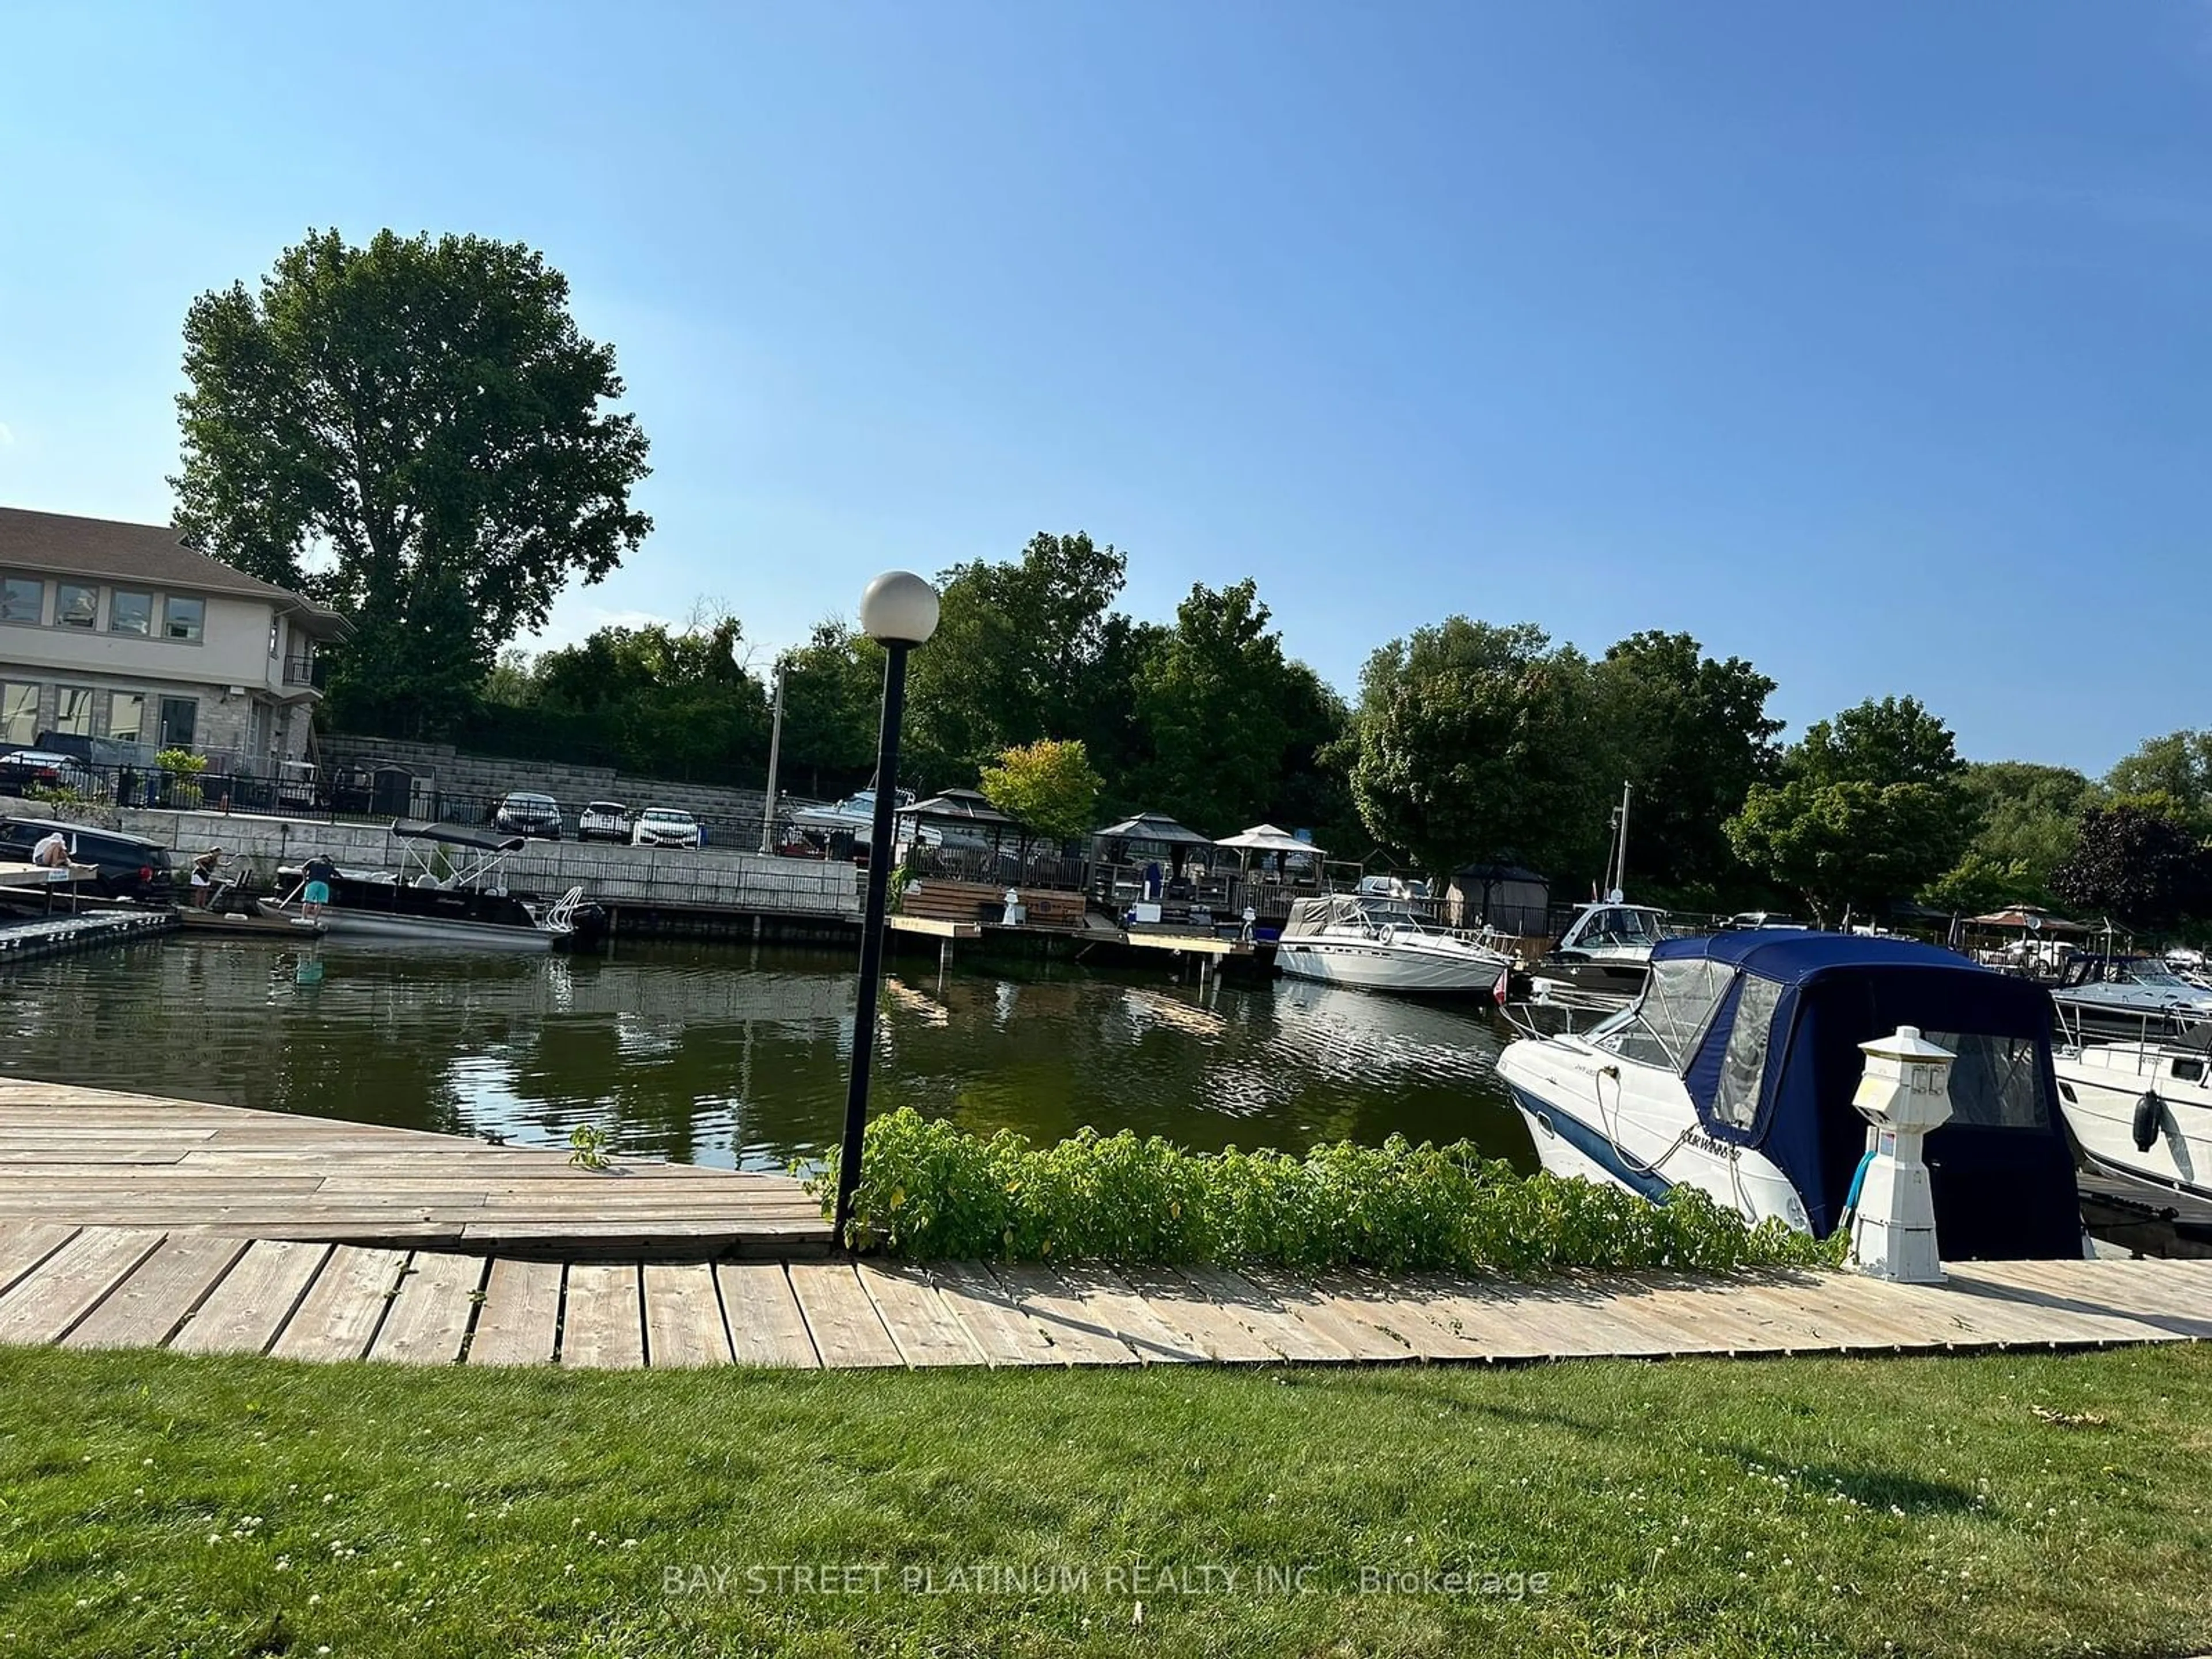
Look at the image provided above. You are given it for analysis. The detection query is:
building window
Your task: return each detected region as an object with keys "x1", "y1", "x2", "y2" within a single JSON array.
[
  {"x1": 55, "y1": 583, "x2": 99, "y2": 628},
  {"x1": 0, "y1": 682, "x2": 37, "y2": 745},
  {"x1": 1, "y1": 576, "x2": 43, "y2": 625},
  {"x1": 110, "y1": 590, "x2": 153, "y2": 635},
  {"x1": 164, "y1": 596, "x2": 206, "y2": 642},
  {"x1": 54, "y1": 686, "x2": 97, "y2": 737},
  {"x1": 268, "y1": 616, "x2": 281, "y2": 657},
  {"x1": 157, "y1": 696, "x2": 198, "y2": 749},
  {"x1": 108, "y1": 692, "x2": 146, "y2": 745}
]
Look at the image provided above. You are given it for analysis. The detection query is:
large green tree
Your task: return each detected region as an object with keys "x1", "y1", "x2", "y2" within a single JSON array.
[
  {"x1": 172, "y1": 227, "x2": 651, "y2": 736},
  {"x1": 772, "y1": 621, "x2": 886, "y2": 799},
  {"x1": 1922, "y1": 761, "x2": 2100, "y2": 914},
  {"x1": 979, "y1": 739, "x2": 1104, "y2": 847},
  {"x1": 1726, "y1": 778, "x2": 1968, "y2": 926},
  {"x1": 1789, "y1": 694, "x2": 1964, "y2": 788},
  {"x1": 903, "y1": 533, "x2": 1129, "y2": 783},
  {"x1": 2106, "y1": 730, "x2": 2212, "y2": 837},
  {"x1": 1726, "y1": 694, "x2": 1973, "y2": 922},
  {"x1": 526, "y1": 616, "x2": 771, "y2": 779},
  {"x1": 1592, "y1": 631, "x2": 1781, "y2": 899},
  {"x1": 1351, "y1": 619, "x2": 1612, "y2": 881},
  {"x1": 1134, "y1": 579, "x2": 1295, "y2": 834}
]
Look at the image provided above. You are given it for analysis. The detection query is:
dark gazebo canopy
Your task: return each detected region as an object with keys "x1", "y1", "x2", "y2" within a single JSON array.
[
  {"x1": 896, "y1": 789, "x2": 1016, "y2": 828},
  {"x1": 1092, "y1": 812, "x2": 1215, "y2": 849}
]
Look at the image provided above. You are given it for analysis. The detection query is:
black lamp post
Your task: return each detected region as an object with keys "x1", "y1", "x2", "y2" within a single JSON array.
[{"x1": 832, "y1": 570, "x2": 941, "y2": 1246}]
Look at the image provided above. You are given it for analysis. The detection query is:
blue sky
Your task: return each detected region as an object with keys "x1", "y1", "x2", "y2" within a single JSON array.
[{"x1": 2, "y1": 2, "x2": 2207, "y2": 773}]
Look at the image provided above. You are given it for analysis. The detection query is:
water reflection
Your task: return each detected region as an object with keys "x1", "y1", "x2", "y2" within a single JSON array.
[{"x1": 0, "y1": 938, "x2": 1533, "y2": 1173}]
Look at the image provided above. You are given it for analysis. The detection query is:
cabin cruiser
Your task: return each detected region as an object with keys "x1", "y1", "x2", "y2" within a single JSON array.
[
  {"x1": 2049, "y1": 955, "x2": 2212, "y2": 1039},
  {"x1": 1496, "y1": 933, "x2": 2083, "y2": 1257},
  {"x1": 259, "y1": 821, "x2": 607, "y2": 953},
  {"x1": 1274, "y1": 893, "x2": 1513, "y2": 995},
  {"x1": 789, "y1": 789, "x2": 914, "y2": 846},
  {"x1": 1527, "y1": 901, "x2": 1671, "y2": 1000},
  {"x1": 2052, "y1": 1031, "x2": 2212, "y2": 1201}
]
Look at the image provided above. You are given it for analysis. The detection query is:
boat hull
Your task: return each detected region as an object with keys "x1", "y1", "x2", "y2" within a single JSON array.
[
  {"x1": 257, "y1": 900, "x2": 558, "y2": 953},
  {"x1": 2054, "y1": 1061, "x2": 2212, "y2": 1202},
  {"x1": 1275, "y1": 938, "x2": 1506, "y2": 995}
]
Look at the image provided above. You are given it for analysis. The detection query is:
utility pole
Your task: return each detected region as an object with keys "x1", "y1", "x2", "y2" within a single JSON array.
[{"x1": 759, "y1": 662, "x2": 786, "y2": 855}]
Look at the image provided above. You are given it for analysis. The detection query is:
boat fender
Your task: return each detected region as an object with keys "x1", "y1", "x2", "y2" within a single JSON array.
[{"x1": 2133, "y1": 1090, "x2": 2164, "y2": 1154}]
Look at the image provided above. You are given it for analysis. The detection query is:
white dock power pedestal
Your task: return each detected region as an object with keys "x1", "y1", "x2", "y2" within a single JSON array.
[{"x1": 1847, "y1": 1025, "x2": 1957, "y2": 1284}]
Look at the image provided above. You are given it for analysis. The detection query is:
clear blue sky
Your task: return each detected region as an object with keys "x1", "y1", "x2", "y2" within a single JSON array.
[{"x1": 2, "y1": 2, "x2": 2206, "y2": 773}]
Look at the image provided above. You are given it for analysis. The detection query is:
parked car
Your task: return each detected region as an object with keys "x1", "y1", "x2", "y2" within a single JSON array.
[
  {"x1": 632, "y1": 807, "x2": 702, "y2": 849},
  {"x1": 576, "y1": 800, "x2": 633, "y2": 844},
  {"x1": 0, "y1": 815, "x2": 174, "y2": 900},
  {"x1": 0, "y1": 749, "x2": 92, "y2": 796},
  {"x1": 492, "y1": 790, "x2": 563, "y2": 840}
]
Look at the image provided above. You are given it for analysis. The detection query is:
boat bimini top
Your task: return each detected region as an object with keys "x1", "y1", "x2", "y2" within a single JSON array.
[
  {"x1": 389, "y1": 819, "x2": 530, "y2": 892},
  {"x1": 1283, "y1": 893, "x2": 1444, "y2": 939},
  {"x1": 1609, "y1": 933, "x2": 2080, "y2": 1256}
]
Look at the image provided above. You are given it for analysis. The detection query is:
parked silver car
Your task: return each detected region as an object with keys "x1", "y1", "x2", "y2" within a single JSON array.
[
  {"x1": 576, "y1": 800, "x2": 632, "y2": 844},
  {"x1": 631, "y1": 807, "x2": 701, "y2": 849}
]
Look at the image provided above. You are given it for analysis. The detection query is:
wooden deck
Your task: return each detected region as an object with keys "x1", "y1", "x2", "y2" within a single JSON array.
[
  {"x1": 0, "y1": 1215, "x2": 2204, "y2": 1369},
  {"x1": 0, "y1": 1078, "x2": 831, "y2": 1257},
  {"x1": 2, "y1": 1078, "x2": 2206, "y2": 1373}
]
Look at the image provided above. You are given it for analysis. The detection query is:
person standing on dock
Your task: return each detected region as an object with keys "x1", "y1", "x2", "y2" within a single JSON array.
[{"x1": 302, "y1": 854, "x2": 337, "y2": 919}]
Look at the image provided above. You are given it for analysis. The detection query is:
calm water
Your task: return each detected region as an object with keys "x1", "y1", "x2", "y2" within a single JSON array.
[{"x1": 0, "y1": 936, "x2": 1531, "y2": 1173}]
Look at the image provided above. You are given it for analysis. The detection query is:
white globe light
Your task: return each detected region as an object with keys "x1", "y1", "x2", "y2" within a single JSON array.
[{"x1": 858, "y1": 570, "x2": 941, "y2": 646}]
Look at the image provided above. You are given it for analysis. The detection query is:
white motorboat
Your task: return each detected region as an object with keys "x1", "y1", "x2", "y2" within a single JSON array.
[
  {"x1": 2050, "y1": 955, "x2": 2212, "y2": 1039},
  {"x1": 2053, "y1": 1035, "x2": 2212, "y2": 1201},
  {"x1": 257, "y1": 821, "x2": 597, "y2": 953},
  {"x1": 1274, "y1": 893, "x2": 1512, "y2": 996},
  {"x1": 1496, "y1": 931, "x2": 2085, "y2": 1257},
  {"x1": 1527, "y1": 900, "x2": 1671, "y2": 999},
  {"x1": 790, "y1": 788, "x2": 913, "y2": 846}
]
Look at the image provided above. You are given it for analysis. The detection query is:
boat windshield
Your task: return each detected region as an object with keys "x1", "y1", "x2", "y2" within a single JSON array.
[{"x1": 1361, "y1": 903, "x2": 1429, "y2": 931}]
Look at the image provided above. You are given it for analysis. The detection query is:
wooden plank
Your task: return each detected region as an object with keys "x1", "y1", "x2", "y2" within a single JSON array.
[
  {"x1": 467, "y1": 1259, "x2": 565, "y2": 1366},
  {"x1": 1116, "y1": 1266, "x2": 1285, "y2": 1363},
  {"x1": 1373, "y1": 1274, "x2": 1563, "y2": 1361},
  {"x1": 1174, "y1": 1266, "x2": 1359, "y2": 1362},
  {"x1": 1035, "y1": 1266, "x2": 1207, "y2": 1363},
  {"x1": 63, "y1": 1235, "x2": 248, "y2": 1350},
  {"x1": 855, "y1": 1263, "x2": 983, "y2": 1368},
  {"x1": 1952, "y1": 1260, "x2": 2212, "y2": 1338},
  {"x1": 1727, "y1": 1272, "x2": 1953, "y2": 1351},
  {"x1": 367, "y1": 1251, "x2": 484, "y2": 1365},
  {"x1": 1235, "y1": 1267, "x2": 1415, "y2": 1361},
  {"x1": 171, "y1": 1240, "x2": 329, "y2": 1354},
  {"x1": 1815, "y1": 1272, "x2": 2084, "y2": 1349},
  {"x1": 0, "y1": 1221, "x2": 80, "y2": 1298},
  {"x1": 715, "y1": 1263, "x2": 819, "y2": 1368},
  {"x1": 1929, "y1": 1274, "x2": 2185, "y2": 1354},
  {"x1": 926, "y1": 1261, "x2": 1061, "y2": 1368},
  {"x1": 270, "y1": 1246, "x2": 408, "y2": 1362},
  {"x1": 982, "y1": 1263, "x2": 1141, "y2": 1366},
  {"x1": 787, "y1": 1262, "x2": 906, "y2": 1368},
  {"x1": 0, "y1": 1228, "x2": 166, "y2": 1346},
  {"x1": 643, "y1": 1264, "x2": 732, "y2": 1368},
  {"x1": 562, "y1": 1264, "x2": 646, "y2": 1369}
]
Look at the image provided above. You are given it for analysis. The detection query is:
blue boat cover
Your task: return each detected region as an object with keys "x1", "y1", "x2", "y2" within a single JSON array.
[{"x1": 1659, "y1": 933, "x2": 2080, "y2": 1258}]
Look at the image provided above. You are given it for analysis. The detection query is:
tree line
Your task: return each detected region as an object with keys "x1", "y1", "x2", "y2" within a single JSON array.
[{"x1": 168, "y1": 228, "x2": 2211, "y2": 935}]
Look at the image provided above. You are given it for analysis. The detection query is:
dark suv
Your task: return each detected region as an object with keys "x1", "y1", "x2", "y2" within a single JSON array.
[{"x1": 0, "y1": 816, "x2": 175, "y2": 900}]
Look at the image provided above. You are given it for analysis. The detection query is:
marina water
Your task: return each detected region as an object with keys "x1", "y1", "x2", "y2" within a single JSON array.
[{"x1": 0, "y1": 937, "x2": 1533, "y2": 1175}]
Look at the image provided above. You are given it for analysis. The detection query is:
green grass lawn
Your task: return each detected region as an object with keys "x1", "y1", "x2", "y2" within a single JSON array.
[{"x1": 2, "y1": 1345, "x2": 2208, "y2": 1659}]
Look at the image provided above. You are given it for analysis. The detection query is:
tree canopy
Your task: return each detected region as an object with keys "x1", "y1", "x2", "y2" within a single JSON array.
[
  {"x1": 1350, "y1": 620, "x2": 1611, "y2": 881},
  {"x1": 979, "y1": 740, "x2": 1104, "y2": 847},
  {"x1": 2051, "y1": 804, "x2": 2210, "y2": 932},
  {"x1": 172, "y1": 228, "x2": 650, "y2": 736}
]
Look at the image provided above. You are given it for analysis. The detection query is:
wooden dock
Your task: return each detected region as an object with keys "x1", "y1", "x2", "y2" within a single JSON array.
[
  {"x1": 0, "y1": 1223, "x2": 2205, "y2": 1369},
  {"x1": 2, "y1": 1079, "x2": 2205, "y2": 1373},
  {"x1": 0, "y1": 1078, "x2": 830, "y2": 1257}
]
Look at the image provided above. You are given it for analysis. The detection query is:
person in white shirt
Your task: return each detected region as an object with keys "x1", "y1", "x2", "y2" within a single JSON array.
[{"x1": 30, "y1": 831, "x2": 69, "y2": 870}]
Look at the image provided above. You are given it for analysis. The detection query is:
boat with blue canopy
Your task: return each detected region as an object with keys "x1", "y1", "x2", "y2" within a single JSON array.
[{"x1": 1497, "y1": 931, "x2": 2084, "y2": 1258}]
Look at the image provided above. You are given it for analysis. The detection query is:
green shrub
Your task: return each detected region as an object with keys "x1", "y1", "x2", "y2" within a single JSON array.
[{"x1": 809, "y1": 1108, "x2": 1840, "y2": 1275}]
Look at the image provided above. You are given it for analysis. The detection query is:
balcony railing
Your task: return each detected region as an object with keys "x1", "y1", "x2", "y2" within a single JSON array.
[{"x1": 282, "y1": 653, "x2": 325, "y2": 689}]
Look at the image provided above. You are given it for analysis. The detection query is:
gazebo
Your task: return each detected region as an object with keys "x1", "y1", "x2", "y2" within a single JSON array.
[
  {"x1": 1092, "y1": 812, "x2": 1216, "y2": 896},
  {"x1": 1215, "y1": 823, "x2": 1323, "y2": 891},
  {"x1": 896, "y1": 789, "x2": 1016, "y2": 853}
]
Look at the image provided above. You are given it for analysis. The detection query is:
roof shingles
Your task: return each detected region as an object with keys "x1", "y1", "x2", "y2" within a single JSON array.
[{"x1": 0, "y1": 506, "x2": 347, "y2": 634}]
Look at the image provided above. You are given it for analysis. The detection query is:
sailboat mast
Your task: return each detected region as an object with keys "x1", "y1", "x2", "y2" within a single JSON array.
[{"x1": 1609, "y1": 782, "x2": 1632, "y2": 900}]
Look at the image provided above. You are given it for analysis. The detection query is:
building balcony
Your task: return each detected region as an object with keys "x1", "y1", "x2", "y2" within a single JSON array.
[{"x1": 282, "y1": 653, "x2": 327, "y2": 690}]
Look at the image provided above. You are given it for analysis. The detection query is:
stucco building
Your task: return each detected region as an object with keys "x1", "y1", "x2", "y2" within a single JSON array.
[{"x1": 0, "y1": 506, "x2": 349, "y2": 769}]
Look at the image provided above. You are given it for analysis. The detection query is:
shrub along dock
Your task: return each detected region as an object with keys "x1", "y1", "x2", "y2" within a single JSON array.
[{"x1": 0, "y1": 1080, "x2": 2206, "y2": 1371}]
